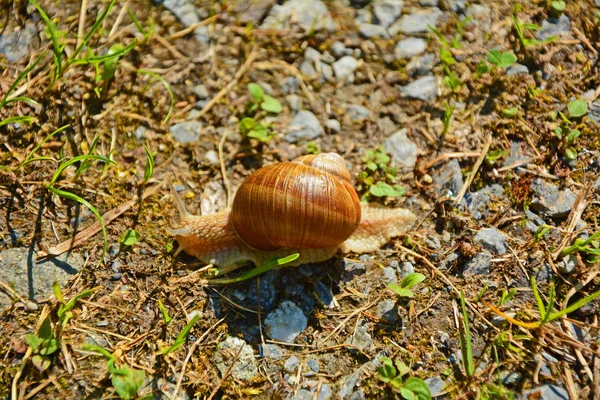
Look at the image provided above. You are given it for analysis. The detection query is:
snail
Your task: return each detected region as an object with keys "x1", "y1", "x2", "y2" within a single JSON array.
[{"x1": 171, "y1": 153, "x2": 416, "y2": 270}]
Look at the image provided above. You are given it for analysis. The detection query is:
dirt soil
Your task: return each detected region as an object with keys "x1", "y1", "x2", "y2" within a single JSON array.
[{"x1": 1, "y1": 0, "x2": 600, "y2": 399}]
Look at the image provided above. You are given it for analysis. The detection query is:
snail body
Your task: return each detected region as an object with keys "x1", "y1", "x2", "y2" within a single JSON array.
[{"x1": 171, "y1": 153, "x2": 415, "y2": 268}]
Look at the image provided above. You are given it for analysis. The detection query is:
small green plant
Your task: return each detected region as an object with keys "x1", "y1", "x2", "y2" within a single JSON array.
[
  {"x1": 239, "y1": 83, "x2": 283, "y2": 143},
  {"x1": 25, "y1": 316, "x2": 59, "y2": 372},
  {"x1": 120, "y1": 229, "x2": 141, "y2": 246},
  {"x1": 497, "y1": 288, "x2": 517, "y2": 306},
  {"x1": 142, "y1": 144, "x2": 155, "y2": 184},
  {"x1": 208, "y1": 253, "x2": 300, "y2": 284},
  {"x1": 487, "y1": 50, "x2": 517, "y2": 69},
  {"x1": 158, "y1": 313, "x2": 201, "y2": 355},
  {"x1": 441, "y1": 101, "x2": 455, "y2": 137},
  {"x1": 560, "y1": 229, "x2": 600, "y2": 263},
  {"x1": 429, "y1": 17, "x2": 471, "y2": 67},
  {"x1": 553, "y1": 99, "x2": 587, "y2": 160},
  {"x1": 82, "y1": 344, "x2": 146, "y2": 400},
  {"x1": 551, "y1": 0, "x2": 566, "y2": 11},
  {"x1": 567, "y1": 98, "x2": 588, "y2": 118},
  {"x1": 306, "y1": 141, "x2": 321, "y2": 154},
  {"x1": 356, "y1": 147, "x2": 404, "y2": 201},
  {"x1": 0, "y1": 51, "x2": 46, "y2": 110},
  {"x1": 53, "y1": 282, "x2": 98, "y2": 327},
  {"x1": 511, "y1": 15, "x2": 556, "y2": 48},
  {"x1": 378, "y1": 356, "x2": 432, "y2": 400},
  {"x1": 388, "y1": 272, "x2": 426, "y2": 299},
  {"x1": 157, "y1": 299, "x2": 172, "y2": 324},
  {"x1": 443, "y1": 68, "x2": 461, "y2": 93},
  {"x1": 503, "y1": 107, "x2": 518, "y2": 117}
]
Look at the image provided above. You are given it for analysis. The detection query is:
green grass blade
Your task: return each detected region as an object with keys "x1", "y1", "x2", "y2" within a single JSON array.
[
  {"x1": 0, "y1": 51, "x2": 46, "y2": 109},
  {"x1": 547, "y1": 288, "x2": 600, "y2": 322},
  {"x1": 143, "y1": 144, "x2": 154, "y2": 184},
  {"x1": 542, "y1": 282, "x2": 555, "y2": 323},
  {"x1": 70, "y1": 0, "x2": 117, "y2": 61},
  {"x1": 19, "y1": 124, "x2": 70, "y2": 169},
  {"x1": 208, "y1": 253, "x2": 300, "y2": 285},
  {"x1": 137, "y1": 69, "x2": 174, "y2": 124},
  {"x1": 28, "y1": 0, "x2": 62, "y2": 84},
  {"x1": 158, "y1": 314, "x2": 201, "y2": 355},
  {"x1": 81, "y1": 344, "x2": 116, "y2": 361},
  {"x1": 71, "y1": 39, "x2": 137, "y2": 64},
  {"x1": 459, "y1": 291, "x2": 474, "y2": 377},
  {"x1": 530, "y1": 275, "x2": 546, "y2": 319},
  {"x1": 127, "y1": 8, "x2": 148, "y2": 38},
  {"x1": 0, "y1": 116, "x2": 36, "y2": 127},
  {"x1": 47, "y1": 186, "x2": 108, "y2": 260},
  {"x1": 50, "y1": 154, "x2": 114, "y2": 186},
  {"x1": 3, "y1": 97, "x2": 40, "y2": 107}
]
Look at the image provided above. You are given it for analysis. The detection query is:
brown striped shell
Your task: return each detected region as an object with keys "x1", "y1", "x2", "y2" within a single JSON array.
[{"x1": 231, "y1": 153, "x2": 362, "y2": 251}]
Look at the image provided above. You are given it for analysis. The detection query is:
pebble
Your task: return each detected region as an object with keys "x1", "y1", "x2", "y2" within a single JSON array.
[
  {"x1": 162, "y1": 0, "x2": 210, "y2": 43},
  {"x1": 346, "y1": 104, "x2": 371, "y2": 121},
  {"x1": 285, "y1": 110, "x2": 323, "y2": 142},
  {"x1": 264, "y1": 301, "x2": 308, "y2": 342},
  {"x1": 401, "y1": 262, "x2": 414, "y2": 277},
  {"x1": 262, "y1": 0, "x2": 336, "y2": 31},
  {"x1": 214, "y1": 337, "x2": 258, "y2": 380},
  {"x1": 506, "y1": 63, "x2": 529, "y2": 76},
  {"x1": 466, "y1": 4, "x2": 491, "y2": 27},
  {"x1": 0, "y1": 248, "x2": 84, "y2": 309},
  {"x1": 389, "y1": 8, "x2": 442, "y2": 35},
  {"x1": 314, "y1": 281, "x2": 335, "y2": 308},
  {"x1": 246, "y1": 271, "x2": 277, "y2": 312},
  {"x1": 233, "y1": 0, "x2": 276, "y2": 25},
  {"x1": 193, "y1": 84, "x2": 209, "y2": 99},
  {"x1": 373, "y1": 0, "x2": 404, "y2": 29},
  {"x1": 406, "y1": 53, "x2": 436, "y2": 77},
  {"x1": 383, "y1": 128, "x2": 418, "y2": 169},
  {"x1": 376, "y1": 299, "x2": 400, "y2": 323},
  {"x1": 170, "y1": 121, "x2": 202, "y2": 144},
  {"x1": 0, "y1": 23, "x2": 38, "y2": 62},
  {"x1": 204, "y1": 150, "x2": 220, "y2": 167},
  {"x1": 133, "y1": 125, "x2": 147, "y2": 141},
  {"x1": 535, "y1": 15, "x2": 571, "y2": 41},
  {"x1": 425, "y1": 376, "x2": 447, "y2": 397},
  {"x1": 467, "y1": 184, "x2": 503, "y2": 220},
  {"x1": 284, "y1": 355, "x2": 299, "y2": 373},
  {"x1": 558, "y1": 254, "x2": 578, "y2": 274},
  {"x1": 259, "y1": 343, "x2": 284, "y2": 359},
  {"x1": 331, "y1": 41, "x2": 351, "y2": 57},
  {"x1": 463, "y1": 251, "x2": 492, "y2": 276},
  {"x1": 358, "y1": 23, "x2": 389, "y2": 39},
  {"x1": 400, "y1": 75, "x2": 438, "y2": 102},
  {"x1": 522, "y1": 384, "x2": 568, "y2": 400},
  {"x1": 306, "y1": 358, "x2": 319, "y2": 373},
  {"x1": 382, "y1": 267, "x2": 397, "y2": 284},
  {"x1": 446, "y1": 0, "x2": 467, "y2": 13},
  {"x1": 394, "y1": 37, "x2": 427, "y2": 59},
  {"x1": 420, "y1": 0, "x2": 439, "y2": 6},
  {"x1": 345, "y1": 322, "x2": 374, "y2": 351},
  {"x1": 433, "y1": 159, "x2": 464, "y2": 198},
  {"x1": 474, "y1": 228, "x2": 507, "y2": 255},
  {"x1": 333, "y1": 56, "x2": 358, "y2": 82},
  {"x1": 280, "y1": 76, "x2": 299, "y2": 94},
  {"x1": 530, "y1": 178, "x2": 577, "y2": 219},
  {"x1": 325, "y1": 119, "x2": 341, "y2": 133},
  {"x1": 286, "y1": 94, "x2": 302, "y2": 112}
]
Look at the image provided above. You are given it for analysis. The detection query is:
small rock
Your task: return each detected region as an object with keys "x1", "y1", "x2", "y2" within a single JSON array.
[
  {"x1": 133, "y1": 125, "x2": 147, "y2": 141},
  {"x1": 193, "y1": 84, "x2": 209, "y2": 99},
  {"x1": 286, "y1": 94, "x2": 302, "y2": 112},
  {"x1": 333, "y1": 56, "x2": 358, "y2": 82},
  {"x1": 467, "y1": 184, "x2": 503, "y2": 220},
  {"x1": 394, "y1": 37, "x2": 427, "y2": 59},
  {"x1": 346, "y1": 104, "x2": 371, "y2": 121},
  {"x1": 314, "y1": 281, "x2": 335, "y2": 308},
  {"x1": 389, "y1": 8, "x2": 442, "y2": 35},
  {"x1": 325, "y1": 119, "x2": 341, "y2": 133},
  {"x1": 523, "y1": 384, "x2": 568, "y2": 400},
  {"x1": 501, "y1": 371, "x2": 522, "y2": 385},
  {"x1": 262, "y1": 0, "x2": 336, "y2": 31},
  {"x1": 307, "y1": 358, "x2": 319, "y2": 373},
  {"x1": 204, "y1": 150, "x2": 220, "y2": 167},
  {"x1": 0, "y1": 24, "x2": 38, "y2": 62},
  {"x1": 170, "y1": 121, "x2": 202, "y2": 144},
  {"x1": 320, "y1": 62, "x2": 334, "y2": 81},
  {"x1": 280, "y1": 76, "x2": 299, "y2": 94},
  {"x1": 420, "y1": 0, "x2": 438, "y2": 6},
  {"x1": 406, "y1": 53, "x2": 436, "y2": 77},
  {"x1": 331, "y1": 41, "x2": 352, "y2": 57},
  {"x1": 376, "y1": 299, "x2": 400, "y2": 323},
  {"x1": 284, "y1": 355, "x2": 299, "y2": 372},
  {"x1": 285, "y1": 110, "x2": 323, "y2": 143},
  {"x1": 530, "y1": 178, "x2": 577, "y2": 219},
  {"x1": 535, "y1": 15, "x2": 571, "y2": 41},
  {"x1": 446, "y1": 0, "x2": 467, "y2": 13},
  {"x1": 466, "y1": 4, "x2": 491, "y2": 27},
  {"x1": 214, "y1": 337, "x2": 258, "y2": 380},
  {"x1": 503, "y1": 141, "x2": 533, "y2": 167},
  {"x1": 358, "y1": 23, "x2": 389, "y2": 39},
  {"x1": 377, "y1": 116, "x2": 397, "y2": 135},
  {"x1": 425, "y1": 376, "x2": 447, "y2": 397},
  {"x1": 264, "y1": 301, "x2": 308, "y2": 342},
  {"x1": 400, "y1": 262, "x2": 414, "y2": 277},
  {"x1": 247, "y1": 271, "x2": 277, "y2": 312},
  {"x1": 233, "y1": 0, "x2": 276, "y2": 24},
  {"x1": 474, "y1": 228, "x2": 507, "y2": 255},
  {"x1": 506, "y1": 63, "x2": 529, "y2": 76},
  {"x1": 382, "y1": 267, "x2": 397, "y2": 284},
  {"x1": 433, "y1": 159, "x2": 464, "y2": 198},
  {"x1": 400, "y1": 75, "x2": 438, "y2": 102},
  {"x1": 259, "y1": 344, "x2": 284, "y2": 359},
  {"x1": 373, "y1": 0, "x2": 404, "y2": 29},
  {"x1": 463, "y1": 251, "x2": 492, "y2": 276},
  {"x1": 425, "y1": 236, "x2": 441, "y2": 250},
  {"x1": 345, "y1": 323, "x2": 374, "y2": 351},
  {"x1": 558, "y1": 254, "x2": 578, "y2": 274},
  {"x1": 162, "y1": 0, "x2": 210, "y2": 43},
  {"x1": 383, "y1": 128, "x2": 418, "y2": 169}
]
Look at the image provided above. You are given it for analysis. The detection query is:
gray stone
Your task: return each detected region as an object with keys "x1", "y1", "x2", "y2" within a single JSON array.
[
  {"x1": 425, "y1": 376, "x2": 447, "y2": 397},
  {"x1": 466, "y1": 5, "x2": 491, "y2": 27},
  {"x1": 501, "y1": 371, "x2": 522, "y2": 385},
  {"x1": 382, "y1": 267, "x2": 397, "y2": 284},
  {"x1": 133, "y1": 125, "x2": 147, "y2": 141},
  {"x1": 314, "y1": 281, "x2": 335, "y2": 308},
  {"x1": 264, "y1": 301, "x2": 308, "y2": 342},
  {"x1": 259, "y1": 343, "x2": 284, "y2": 359},
  {"x1": 331, "y1": 41, "x2": 351, "y2": 58},
  {"x1": 204, "y1": 150, "x2": 220, "y2": 167},
  {"x1": 433, "y1": 159, "x2": 464, "y2": 197},
  {"x1": 558, "y1": 254, "x2": 578, "y2": 274},
  {"x1": 536, "y1": 15, "x2": 571, "y2": 41},
  {"x1": 346, "y1": 104, "x2": 371, "y2": 121},
  {"x1": 325, "y1": 119, "x2": 341, "y2": 133},
  {"x1": 394, "y1": 37, "x2": 427, "y2": 59},
  {"x1": 467, "y1": 184, "x2": 503, "y2": 220},
  {"x1": 447, "y1": 0, "x2": 467, "y2": 13},
  {"x1": 307, "y1": 358, "x2": 319, "y2": 373},
  {"x1": 373, "y1": 0, "x2": 404, "y2": 29},
  {"x1": 474, "y1": 228, "x2": 507, "y2": 255},
  {"x1": 589, "y1": 100, "x2": 600, "y2": 124},
  {"x1": 333, "y1": 56, "x2": 358, "y2": 82},
  {"x1": 384, "y1": 128, "x2": 418, "y2": 169},
  {"x1": 286, "y1": 94, "x2": 302, "y2": 112},
  {"x1": 355, "y1": 8, "x2": 373, "y2": 24},
  {"x1": 284, "y1": 355, "x2": 299, "y2": 372},
  {"x1": 305, "y1": 47, "x2": 321, "y2": 62},
  {"x1": 406, "y1": 53, "x2": 436, "y2": 77},
  {"x1": 377, "y1": 116, "x2": 397, "y2": 135},
  {"x1": 247, "y1": 270, "x2": 277, "y2": 312},
  {"x1": 0, "y1": 24, "x2": 38, "y2": 62},
  {"x1": 463, "y1": 251, "x2": 492, "y2": 276},
  {"x1": 530, "y1": 178, "x2": 577, "y2": 219},
  {"x1": 285, "y1": 110, "x2": 323, "y2": 143},
  {"x1": 280, "y1": 76, "x2": 299, "y2": 94},
  {"x1": 262, "y1": 0, "x2": 336, "y2": 31},
  {"x1": 214, "y1": 337, "x2": 258, "y2": 380},
  {"x1": 0, "y1": 248, "x2": 84, "y2": 309},
  {"x1": 163, "y1": 0, "x2": 210, "y2": 43},
  {"x1": 320, "y1": 62, "x2": 334, "y2": 81},
  {"x1": 389, "y1": 8, "x2": 442, "y2": 35},
  {"x1": 345, "y1": 323, "x2": 374, "y2": 351},
  {"x1": 376, "y1": 299, "x2": 399, "y2": 323},
  {"x1": 506, "y1": 63, "x2": 529, "y2": 76},
  {"x1": 170, "y1": 121, "x2": 202, "y2": 144},
  {"x1": 425, "y1": 236, "x2": 441, "y2": 250},
  {"x1": 400, "y1": 75, "x2": 438, "y2": 102},
  {"x1": 291, "y1": 383, "x2": 333, "y2": 400},
  {"x1": 233, "y1": 0, "x2": 276, "y2": 25},
  {"x1": 340, "y1": 373, "x2": 359, "y2": 400},
  {"x1": 522, "y1": 384, "x2": 568, "y2": 400},
  {"x1": 420, "y1": 0, "x2": 439, "y2": 6},
  {"x1": 503, "y1": 141, "x2": 533, "y2": 167},
  {"x1": 193, "y1": 84, "x2": 209, "y2": 99},
  {"x1": 401, "y1": 262, "x2": 414, "y2": 277},
  {"x1": 358, "y1": 23, "x2": 389, "y2": 39}
]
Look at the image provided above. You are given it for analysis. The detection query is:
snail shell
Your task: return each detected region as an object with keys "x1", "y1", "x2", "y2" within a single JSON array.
[{"x1": 231, "y1": 153, "x2": 361, "y2": 251}]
